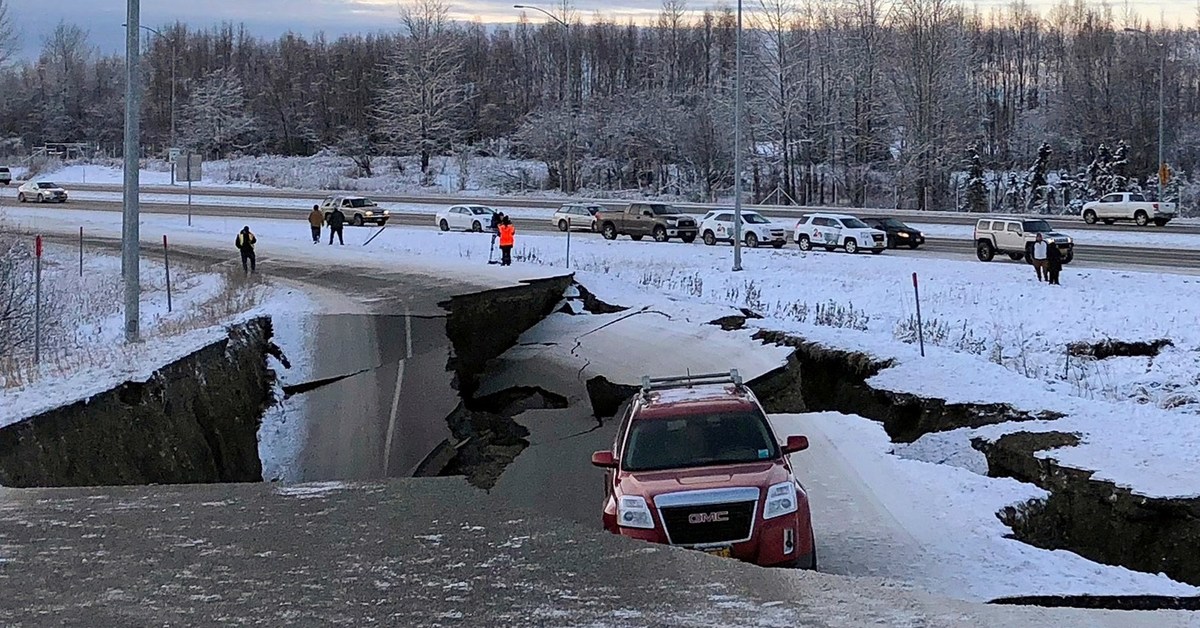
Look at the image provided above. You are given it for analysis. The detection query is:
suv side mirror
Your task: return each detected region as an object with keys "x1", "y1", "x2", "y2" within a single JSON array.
[
  {"x1": 781, "y1": 435, "x2": 809, "y2": 455},
  {"x1": 591, "y1": 451, "x2": 618, "y2": 468}
]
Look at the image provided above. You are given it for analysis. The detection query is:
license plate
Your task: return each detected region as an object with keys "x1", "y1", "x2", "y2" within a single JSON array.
[{"x1": 703, "y1": 547, "x2": 732, "y2": 558}]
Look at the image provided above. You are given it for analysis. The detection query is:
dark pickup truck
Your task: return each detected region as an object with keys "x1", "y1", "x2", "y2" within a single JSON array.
[{"x1": 596, "y1": 202, "x2": 698, "y2": 243}]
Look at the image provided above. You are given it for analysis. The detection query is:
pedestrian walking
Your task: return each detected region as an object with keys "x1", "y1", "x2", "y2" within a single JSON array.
[
  {"x1": 1046, "y1": 241, "x2": 1063, "y2": 285},
  {"x1": 236, "y1": 226, "x2": 257, "y2": 274},
  {"x1": 308, "y1": 204, "x2": 324, "y2": 244},
  {"x1": 1031, "y1": 233, "x2": 1048, "y2": 282},
  {"x1": 498, "y1": 216, "x2": 515, "y2": 266},
  {"x1": 327, "y1": 206, "x2": 346, "y2": 245}
]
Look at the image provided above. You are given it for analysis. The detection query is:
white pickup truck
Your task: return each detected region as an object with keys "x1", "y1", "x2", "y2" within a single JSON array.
[{"x1": 1081, "y1": 192, "x2": 1176, "y2": 227}]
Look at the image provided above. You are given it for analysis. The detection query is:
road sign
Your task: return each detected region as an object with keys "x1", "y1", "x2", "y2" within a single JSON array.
[
  {"x1": 168, "y1": 147, "x2": 182, "y2": 163},
  {"x1": 1160, "y1": 163, "x2": 1170, "y2": 186},
  {"x1": 180, "y1": 154, "x2": 203, "y2": 182}
]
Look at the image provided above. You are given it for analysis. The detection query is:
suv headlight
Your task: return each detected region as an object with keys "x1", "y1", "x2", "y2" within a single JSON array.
[
  {"x1": 897, "y1": 232, "x2": 910, "y2": 238},
  {"x1": 763, "y1": 481, "x2": 798, "y2": 520},
  {"x1": 618, "y1": 496, "x2": 655, "y2": 529},
  {"x1": 365, "y1": 211, "x2": 374, "y2": 216}
]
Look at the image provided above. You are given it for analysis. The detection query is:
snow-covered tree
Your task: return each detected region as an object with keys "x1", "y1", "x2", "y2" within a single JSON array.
[
  {"x1": 0, "y1": 0, "x2": 17, "y2": 68},
  {"x1": 179, "y1": 68, "x2": 258, "y2": 160},
  {"x1": 963, "y1": 147, "x2": 988, "y2": 212},
  {"x1": 374, "y1": 0, "x2": 469, "y2": 178},
  {"x1": 1025, "y1": 141, "x2": 1052, "y2": 212}
]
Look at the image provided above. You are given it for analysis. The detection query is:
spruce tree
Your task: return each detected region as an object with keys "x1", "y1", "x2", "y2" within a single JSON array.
[{"x1": 964, "y1": 147, "x2": 988, "y2": 212}]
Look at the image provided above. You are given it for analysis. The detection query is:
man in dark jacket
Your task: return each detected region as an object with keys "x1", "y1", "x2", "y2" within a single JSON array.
[
  {"x1": 1046, "y1": 242, "x2": 1063, "y2": 285},
  {"x1": 327, "y1": 206, "x2": 346, "y2": 245},
  {"x1": 236, "y1": 226, "x2": 257, "y2": 274}
]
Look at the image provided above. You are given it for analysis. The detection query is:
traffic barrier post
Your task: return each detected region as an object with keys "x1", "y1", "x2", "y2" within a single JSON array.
[
  {"x1": 566, "y1": 217, "x2": 572, "y2": 269},
  {"x1": 912, "y1": 272, "x2": 925, "y2": 357},
  {"x1": 78, "y1": 226, "x2": 83, "y2": 277},
  {"x1": 163, "y1": 235, "x2": 172, "y2": 313},
  {"x1": 34, "y1": 235, "x2": 42, "y2": 365}
]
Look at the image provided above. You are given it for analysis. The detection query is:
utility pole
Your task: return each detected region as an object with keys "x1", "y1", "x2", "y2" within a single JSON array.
[
  {"x1": 123, "y1": 0, "x2": 142, "y2": 343},
  {"x1": 732, "y1": 0, "x2": 744, "y2": 272},
  {"x1": 514, "y1": 4, "x2": 572, "y2": 193}
]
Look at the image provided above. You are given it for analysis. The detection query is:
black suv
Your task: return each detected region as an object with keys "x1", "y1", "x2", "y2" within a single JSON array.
[{"x1": 864, "y1": 218, "x2": 924, "y2": 249}]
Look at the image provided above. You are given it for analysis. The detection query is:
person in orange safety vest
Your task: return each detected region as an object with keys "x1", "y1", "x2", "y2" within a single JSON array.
[{"x1": 498, "y1": 216, "x2": 515, "y2": 266}]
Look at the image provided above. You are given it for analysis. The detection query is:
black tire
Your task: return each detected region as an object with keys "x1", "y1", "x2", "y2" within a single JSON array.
[
  {"x1": 1135, "y1": 210, "x2": 1149, "y2": 226},
  {"x1": 797, "y1": 235, "x2": 811, "y2": 251},
  {"x1": 1154, "y1": 218, "x2": 1169, "y2": 227},
  {"x1": 602, "y1": 223, "x2": 617, "y2": 240},
  {"x1": 1008, "y1": 252, "x2": 1025, "y2": 261},
  {"x1": 844, "y1": 238, "x2": 858, "y2": 254},
  {"x1": 37, "y1": 193, "x2": 45, "y2": 203},
  {"x1": 630, "y1": 234, "x2": 644, "y2": 241},
  {"x1": 352, "y1": 214, "x2": 364, "y2": 227},
  {"x1": 1083, "y1": 209, "x2": 1097, "y2": 224},
  {"x1": 472, "y1": 221, "x2": 483, "y2": 232},
  {"x1": 439, "y1": 219, "x2": 450, "y2": 231},
  {"x1": 1064, "y1": 248, "x2": 1074, "y2": 264},
  {"x1": 976, "y1": 240, "x2": 995, "y2": 262},
  {"x1": 652, "y1": 226, "x2": 668, "y2": 242},
  {"x1": 772, "y1": 241, "x2": 785, "y2": 249},
  {"x1": 680, "y1": 233, "x2": 696, "y2": 244},
  {"x1": 871, "y1": 249, "x2": 882, "y2": 255},
  {"x1": 17, "y1": 192, "x2": 25, "y2": 202},
  {"x1": 558, "y1": 219, "x2": 569, "y2": 232},
  {"x1": 1103, "y1": 219, "x2": 1115, "y2": 225},
  {"x1": 907, "y1": 242, "x2": 920, "y2": 249},
  {"x1": 702, "y1": 231, "x2": 717, "y2": 246},
  {"x1": 745, "y1": 232, "x2": 758, "y2": 248}
]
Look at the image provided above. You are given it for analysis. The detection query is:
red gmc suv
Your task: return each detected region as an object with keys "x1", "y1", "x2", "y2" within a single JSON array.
[{"x1": 591, "y1": 370, "x2": 816, "y2": 568}]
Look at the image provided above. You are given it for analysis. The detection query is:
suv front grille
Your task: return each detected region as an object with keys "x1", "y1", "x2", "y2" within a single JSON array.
[{"x1": 659, "y1": 501, "x2": 756, "y2": 545}]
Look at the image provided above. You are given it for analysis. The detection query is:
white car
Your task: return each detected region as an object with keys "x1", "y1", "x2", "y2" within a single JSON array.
[
  {"x1": 699, "y1": 210, "x2": 788, "y2": 248},
  {"x1": 552, "y1": 203, "x2": 601, "y2": 232},
  {"x1": 18, "y1": 181, "x2": 68, "y2": 203},
  {"x1": 437, "y1": 205, "x2": 497, "y2": 232},
  {"x1": 793, "y1": 213, "x2": 887, "y2": 254}
]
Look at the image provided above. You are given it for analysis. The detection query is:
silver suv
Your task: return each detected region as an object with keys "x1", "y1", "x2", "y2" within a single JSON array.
[
  {"x1": 318, "y1": 195, "x2": 390, "y2": 227},
  {"x1": 974, "y1": 218, "x2": 1074, "y2": 264}
]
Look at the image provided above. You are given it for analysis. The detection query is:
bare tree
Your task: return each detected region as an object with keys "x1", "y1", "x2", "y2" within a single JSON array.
[
  {"x1": 179, "y1": 67, "x2": 258, "y2": 161},
  {"x1": 375, "y1": 0, "x2": 469, "y2": 177},
  {"x1": 0, "y1": 237, "x2": 34, "y2": 356},
  {"x1": 0, "y1": 0, "x2": 16, "y2": 67}
]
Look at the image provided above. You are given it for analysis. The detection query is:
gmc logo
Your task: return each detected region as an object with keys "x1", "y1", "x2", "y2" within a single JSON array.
[{"x1": 687, "y1": 511, "x2": 730, "y2": 524}]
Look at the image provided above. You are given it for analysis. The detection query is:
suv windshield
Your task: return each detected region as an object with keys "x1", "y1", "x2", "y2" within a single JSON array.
[
  {"x1": 622, "y1": 411, "x2": 779, "y2": 472},
  {"x1": 841, "y1": 217, "x2": 869, "y2": 229},
  {"x1": 37, "y1": 182, "x2": 58, "y2": 189},
  {"x1": 347, "y1": 198, "x2": 375, "y2": 208},
  {"x1": 1023, "y1": 220, "x2": 1052, "y2": 233}
]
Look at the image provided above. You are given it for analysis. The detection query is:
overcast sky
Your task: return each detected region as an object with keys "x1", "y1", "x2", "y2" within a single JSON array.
[{"x1": 5, "y1": 0, "x2": 1192, "y2": 59}]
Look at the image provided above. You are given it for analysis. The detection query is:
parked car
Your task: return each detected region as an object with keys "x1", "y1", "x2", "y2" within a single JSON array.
[
  {"x1": 0, "y1": 166, "x2": 11, "y2": 185},
  {"x1": 863, "y1": 217, "x2": 925, "y2": 249},
  {"x1": 591, "y1": 370, "x2": 816, "y2": 568},
  {"x1": 552, "y1": 203, "x2": 602, "y2": 232},
  {"x1": 699, "y1": 210, "x2": 788, "y2": 248},
  {"x1": 17, "y1": 181, "x2": 67, "y2": 203},
  {"x1": 436, "y1": 204, "x2": 497, "y2": 232},
  {"x1": 595, "y1": 202, "x2": 698, "y2": 243},
  {"x1": 792, "y1": 213, "x2": 886, "y2": 254},
  {"x1": 974, "y1": 218, "x2": 1074, "y2": 263},
  {"x1": 318, "y1": 195, "x2": 389, "y2": 226},
  {"x1": 1082, "y1": 192, "x2": 1176, "y2": 227}
]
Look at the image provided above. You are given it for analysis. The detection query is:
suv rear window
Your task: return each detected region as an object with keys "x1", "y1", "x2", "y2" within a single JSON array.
[{"x1": 622, "y1": 411, "x2": 779, "y2": 472}]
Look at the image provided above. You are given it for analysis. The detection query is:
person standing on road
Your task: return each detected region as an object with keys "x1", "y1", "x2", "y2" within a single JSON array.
[
  {"x1": 1031, "y1": 233, "x2": 1048, "y2": 282},
  {"x1": 236, "y1": 226, "x2": 257, "y2": 274},
  {"x1": 498, "y1": 216, "x2": 515, "y2": 266},
  {"x1": 327, "y1": 205, "x2": 346, "y2": 245},
  {"x1": 308, "y1": 205, "x2": 324, "y2": 244},
  {"x1": 1045, "y1": 240, "x2": 1063, "y2": 285}
]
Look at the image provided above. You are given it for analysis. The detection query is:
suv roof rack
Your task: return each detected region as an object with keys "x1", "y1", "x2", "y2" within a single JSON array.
[{"x1": 640, "y1": 369, "x2": 743, "y2": 398}]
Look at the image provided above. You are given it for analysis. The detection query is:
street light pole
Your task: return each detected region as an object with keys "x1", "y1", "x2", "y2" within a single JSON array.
[
  {"x1": 514, "y1": 4, "x2": 572, "y2": 193},
  {"x1": 122, "y1": 0, "x2": 141, "y2": 343},
  {"x1": 732, "y1": 0, "x2": 743, "y2": 272}
]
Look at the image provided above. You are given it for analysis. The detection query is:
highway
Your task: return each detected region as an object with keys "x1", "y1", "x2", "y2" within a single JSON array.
[
  {"x1": 49, "y1": 181, "x2": 1200, "y2": 234},
  {"x1": 21, "y1": 196, "x2": 1200, "y2": 271}
]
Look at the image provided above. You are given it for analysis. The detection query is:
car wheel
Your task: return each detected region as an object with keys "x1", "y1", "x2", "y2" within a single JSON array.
[
  {"x1": 558, "y1": 219, "x2": 569, "y2": 232},
  {"x1": 653, "y1": 226, "x2": 668, "y2": 242},
  {"x1": 772, "y1": 241, "x2": 785, "y2": 249},
  {"x1": 797, "y1": 235, "x2": 811, "y2": 251},
  {"x1": 1135, "y1": 210, "x2": 1149, "y2": 226},
  {"x1": 702, "y1": 231, "x2": 717, "y2": 246},
  {"x1": 1064, "y1": 249, "x2": 1074, "y2": 264},
  {"x1": 1008, "y1": 252, "x2": 1025, "y2": 261},
  {"x1": 844, "y1": 238, "x2": 858, "y2": 254},
  {"x1": 745, "y1": 232, "x2": 758, "y2": 248},
  {"x1": 976, "y1": 240, "x2": 995, "y2": 262},
  {"x1": 1083, "y1": 209, "x2": 1097, "y2": 224},
  {"x1": 472, "y1": 221, "x2": 482, "y2": 232},
  {"x1": 16, "y1": 192, "x2": 24, "y2": 202},
  {"x1": 1154, "y1": 218, "x2": 1169, "y2": 227},
  {"x1": 1103, "y1": 219, "x2": 1115, "y2": 225},
  {"x1": 907, "y1": 242, "x2": 920, "y2": 249},
  {"x1": 602, "y1": 223, "x2": 617, "y2": 240},
  {"x1": 37, "y1": 193, "x2": 45, "y2": 203},
  {"x1": 352, "y1": 214, "x2": 364, "y2": 227},
  {"x1": 630, "y1": 234, "x2": 644, "y2": 241},
  {"x1": 680, "y1": 233, "x2": 696, "y2": 244},
  {"x1": 438, "y1": 219, "x2": 449, "y2": 231}
]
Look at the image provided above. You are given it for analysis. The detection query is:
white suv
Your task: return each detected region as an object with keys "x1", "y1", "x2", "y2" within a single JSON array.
[
  {"x1": 974, "y1": 218, "x2": 1074, "y2": 264},
  {"x1": 793, "y1": 214, "x2": 886, "y2": 254},
  {"x1": 699, "y1": 210, "x2": 788, "y2": 248}
]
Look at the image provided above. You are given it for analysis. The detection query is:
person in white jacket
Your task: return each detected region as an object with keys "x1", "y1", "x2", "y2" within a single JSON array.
[{"x1": 1031, "y1": 233, "x2": 1048, "y2": 282}]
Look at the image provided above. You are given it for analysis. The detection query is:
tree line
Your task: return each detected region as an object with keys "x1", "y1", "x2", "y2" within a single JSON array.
[{"x1": 0, "y1": 0, "x2": 1198, "y2": 210}]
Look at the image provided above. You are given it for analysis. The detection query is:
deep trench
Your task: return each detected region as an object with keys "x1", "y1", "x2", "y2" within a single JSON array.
[{"x1": 713, "y1": 317, "x2": 1200, "y2": 609}]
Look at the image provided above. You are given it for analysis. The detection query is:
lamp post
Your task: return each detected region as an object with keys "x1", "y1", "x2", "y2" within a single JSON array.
[
  {"x1": 1124, "y1": 27, "x2": 1166, "y2": 201},
  {"x1": 125, "y1": 23, "x2": 177, "y2": 184},
  {"x1": 732, "y1": 0, "x2": 744, "y2": 272},
  {"x1": 514, "y1": 4, "x2": 573, "y2": 194}
]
